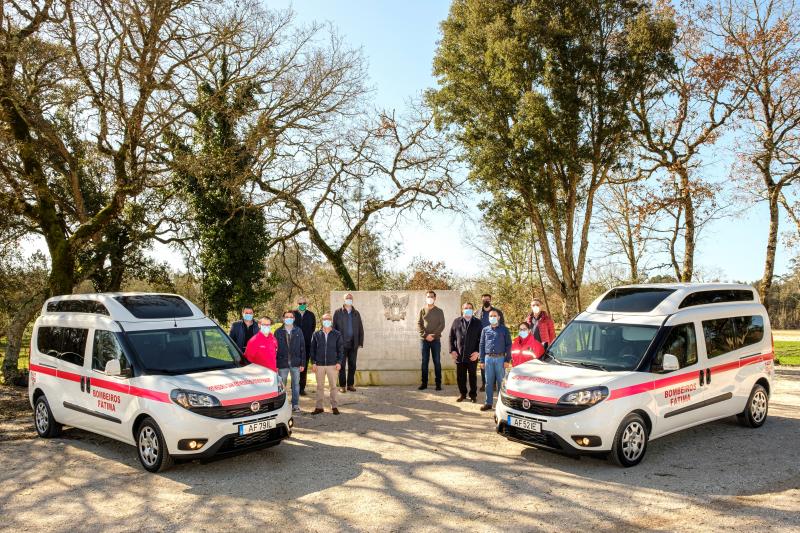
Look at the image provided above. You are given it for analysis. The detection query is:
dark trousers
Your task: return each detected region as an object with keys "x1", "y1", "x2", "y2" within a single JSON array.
[
  {"x1": 456, "y1": 360, "x2": 478, "y2": 398},
  {"x1": 420, "y1": 339, "x2": 442, "y2": 386},
  {"x1": 299, "y1": 362, "x2": 308, "y2": 392},
  {"x1": 338, "y1": 344, "x2": 358, "y2": 387},
  {"x1": 481, "y1": 366, "x2": 485, "y2": 386}
]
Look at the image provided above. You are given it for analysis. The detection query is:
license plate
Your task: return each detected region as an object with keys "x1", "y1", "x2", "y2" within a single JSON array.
[
  {"x1": 508, "y1": 415, "x2": 541, "y2": 433},
  {"x1": 238, "y1": 419, "x2": 275, "y2": 435}
]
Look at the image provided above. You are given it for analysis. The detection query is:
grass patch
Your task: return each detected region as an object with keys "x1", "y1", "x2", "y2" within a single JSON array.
[{"x1": 775, "y1": 340, "x2": 800, "y2": 366}]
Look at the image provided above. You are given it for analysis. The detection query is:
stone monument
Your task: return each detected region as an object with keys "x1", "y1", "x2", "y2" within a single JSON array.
[{"x1": 329, "y1": 290, "x2": 461, "y2": 385}]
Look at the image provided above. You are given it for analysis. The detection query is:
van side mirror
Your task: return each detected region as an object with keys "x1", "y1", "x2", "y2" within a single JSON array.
[
  {"x1": 662, "y1": 354, "x2": 680, "y2": 372},
  {"x1": 104, "y1": 359, "x2": 122, "y2": 376}
]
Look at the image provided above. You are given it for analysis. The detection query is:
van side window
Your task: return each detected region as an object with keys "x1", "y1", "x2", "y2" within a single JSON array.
[
  {"x1": 703, "y1": 316, "x2": 765, "y2": 358},
  {"x1": 37, "y1": 326, "x2": 88, "y2": 366},
  {"x1": 92, "y1": 330, "x2": 128, "y2": 373},
  {"x1": 651, "y1": 323, "x2": 698, "y2": 373}
]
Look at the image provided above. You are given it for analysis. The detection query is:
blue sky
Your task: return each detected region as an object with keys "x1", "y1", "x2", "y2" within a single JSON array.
[{"x1": 266, "y1": 0, "x2": 794, "y2": 282}]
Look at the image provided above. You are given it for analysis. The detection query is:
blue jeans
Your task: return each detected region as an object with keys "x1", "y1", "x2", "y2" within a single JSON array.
[
  {"x1": 279, "y1": 367, "x2": 301, "y2": 407},
  {"x1": 420, "y1": 339, "x2": 442, "y2": 386},
  {"x1": 484, "y1": 357, "x2": 506, "y2": 406}
]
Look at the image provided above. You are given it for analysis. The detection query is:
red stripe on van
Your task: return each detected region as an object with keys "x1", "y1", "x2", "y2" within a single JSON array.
[
  {"x1": 504, "y1": 389, "x2": 559, "y2": 404},
  {"x1": 127, "y1": 386, "x2": 170, "y2": 403},
  {"x1": 91, "y1": 377, "x2": 130, "y2": 395},
  {"x1": 57, "y1": 369, "x2": 81, "y2": 382},
  {"x1": 29, "y1": 363, "x2": 170, "y2": 403},
  {"x1": 219, "y1": 391, "x2": 281, "y2": 406},
  {"x1": 30, "y1": 364, "x2": 57, "y2": 377}
]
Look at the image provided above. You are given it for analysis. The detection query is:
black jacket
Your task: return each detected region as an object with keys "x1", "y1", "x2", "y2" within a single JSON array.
[
  {"x1": 309, "y1": 329, "x2": 344, "y2": 366},
  {"x1": 293, "y1": 309, "x2": 317, "y2": 350},
  {"x1": 275, "y1": 326, "x2": 306, "y2": 368},
  {"x1": 449, "y1": 316, "x2": 483, "y2": 363},
  {"x1": 228, "y1": 320, "x2": 259, "y2": 352},
  {"x1": 333, "y1": 306, "x2": 364, "y2": 348}
]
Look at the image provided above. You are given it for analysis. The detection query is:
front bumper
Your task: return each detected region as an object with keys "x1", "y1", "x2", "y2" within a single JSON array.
[
  {"x1": 161, "y1": 394, "x2": 293, "y2": 458},
  {"x1": 495, "y1": 391, "x2": 616, "y2": 455}
]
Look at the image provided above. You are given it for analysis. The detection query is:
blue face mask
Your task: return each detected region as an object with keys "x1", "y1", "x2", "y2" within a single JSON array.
[
  {"x1": 463, "y1": 308, "x2": 474, "y2": 318},
  {"x1": 261, "y1": 325, "x2": 271, "y2": 335},
  {"x1": 519, "y1": 330, "x2": 529, "y2": 339},
  {"x1": 284, "y1": 317, "x2": 295, "y2": 326},
  {"x1": 489, "y1": 316, "x2": 499, "y2": 325},
  {"x1": 243, "y1": 313, "x2": 253, "y2": 321},
  {"x1": 322, "y1": 319, "x2": 332, "y2": 328}
]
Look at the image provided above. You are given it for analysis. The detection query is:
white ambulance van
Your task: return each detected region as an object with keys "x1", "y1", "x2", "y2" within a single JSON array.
[
  {"x1": 496, "y1": 283, "x2": 774, "y2": 466},
  {"x1": 28, "y1": 293, "x2": 292, "y2": 472}
]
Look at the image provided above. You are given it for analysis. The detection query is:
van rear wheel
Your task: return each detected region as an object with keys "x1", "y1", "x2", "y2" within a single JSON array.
[
  {"x1": 738, "y1": 384, "x2": 769, "y2": 428},
  {"x1": 136, "y1": 417, "x2": 174, "y2": 473},
  {"x1": 33, "y1": 394, "x2": 62, "y2": 438},
  {"x1": 610, "y1": 413, "x2": 649, "y2": 467}
]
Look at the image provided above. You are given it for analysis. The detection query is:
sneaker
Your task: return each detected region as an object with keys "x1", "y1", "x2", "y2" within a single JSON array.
[
  {"x1": 347, "y1": 386, "x2": 357, "y2": 392},
  {"x1": 299, "y1": 390, "x2": 307, "y2": 396},
  {"x1": 470, "y1": 397, "x2": 477, "y2": 403},
  {"x1": 292, "y1": 406, "x2": 301, "y2": 413},
  {"x1": 332, "y1": 408, "x2": 340, "y2": 415},
  {"x1": 480, "y1": 404, "x2": 493, "y2": 411},
  {"x1": 417, "y1": 384, "x2": 427, "y2": 390},
  {"x1": 435, "y1": 385, "x2": 442, "y2": 391},
  {"x1": 312, "y1": 408, "x2": 324, "y2": 415},
  {"x1": 340, "y1": 387, "x2": 347, "y2": 393},
  {"x1": 456, "y1": 395, "x2": 466, "y2": 402}
]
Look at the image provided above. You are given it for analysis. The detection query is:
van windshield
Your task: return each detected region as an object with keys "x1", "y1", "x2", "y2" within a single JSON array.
[
  {"x1": 546, "y1": 321, "x2": 658, "y2": 372},
  {"x1": 125, "y1": 327, "x2": 240, "y2": 374}
]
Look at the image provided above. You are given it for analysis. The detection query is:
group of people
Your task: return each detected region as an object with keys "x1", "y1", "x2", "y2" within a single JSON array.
[
  {"x1": 229, "y1": 290, "x2": 556, "y2": 415},
  {"x1": 228, "y1": 293, "x2": 364, "y2": 415},
  {"x1": 417, "y1": 291, "x2": 555, "y2": 410}
]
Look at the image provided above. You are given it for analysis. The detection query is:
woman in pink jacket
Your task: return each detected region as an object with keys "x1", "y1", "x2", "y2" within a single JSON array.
[{"x1": 244, "y1": 316, "x2": 278, "y2": 372}]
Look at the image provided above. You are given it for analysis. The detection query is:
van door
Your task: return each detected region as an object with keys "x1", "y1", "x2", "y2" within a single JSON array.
[
  {"x1": 87, "y1": 329, "x2": 135, "y2": 439},
  {"x1": 700, "y1": 315, "x2": 767, "y2": 420},
  {"x1": 30, "y1": 326, "x2": 66, "y2": 420},
  {"x1": 51, "y1": 326, "x2": 95, "y2": 428},
  {"x1": 649, "y1": 321, "x2": 708, "y2": 436}
]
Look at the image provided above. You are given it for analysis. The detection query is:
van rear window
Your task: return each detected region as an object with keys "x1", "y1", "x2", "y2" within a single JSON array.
[
  {"x1": 596, "y1": 288, "x2": 676, "y2": 313},
  {"x1": 678, "y1": 289, "x2": 754, "y2": 309},
  {"x1": 46, "y1": 299, "x2": 110, "y2": 315},
  {"x1": 114, "y1": 295, "x2": 194, "y2": 319}
]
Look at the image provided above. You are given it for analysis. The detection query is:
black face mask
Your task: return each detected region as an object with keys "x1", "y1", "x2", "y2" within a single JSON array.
[{"x1": 482, "y1": 301, "x2": 491, "y2": 309}]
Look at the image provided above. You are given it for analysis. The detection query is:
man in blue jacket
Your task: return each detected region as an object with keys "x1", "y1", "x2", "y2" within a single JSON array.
[
  {"x1": 309, "y1": 312, "x2": 343, "y2": 415},
  {"x1": 228, "y1": 306, "x2": 258, "y2": 354},
  {"x1": 479, "y1": 309, "x2": 512, "y2": 411},
  {"x1": 276, "y1": 310, "x2": 306, "y2": 413}
]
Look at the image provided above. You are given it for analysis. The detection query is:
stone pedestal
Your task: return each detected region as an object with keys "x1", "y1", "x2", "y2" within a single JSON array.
[{"x1": 329, "y1": 290, "x2": 462, "y2": 385}]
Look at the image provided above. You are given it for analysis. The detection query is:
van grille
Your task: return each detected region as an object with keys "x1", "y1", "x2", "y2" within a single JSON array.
[
  {"x1": 219, "y1": 426, "x2": 288, "y2": 453},
  {"x1": 190, "y1": 393, "x2": 286, "y2": 419},
  {"x1": 500, "y1": 393, "x2": 588, "y2": 417},
  {"x1": 502, "y1": 424, "x2": 563, "y2": 450}
]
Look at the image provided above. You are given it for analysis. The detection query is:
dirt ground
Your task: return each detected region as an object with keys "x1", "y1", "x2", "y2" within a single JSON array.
[{"x1": 1, "y1": 371, "x2": 799, "y2": 533}]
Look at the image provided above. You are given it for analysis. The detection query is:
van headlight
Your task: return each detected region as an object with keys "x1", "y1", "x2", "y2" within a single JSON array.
[
  {"x1": 558, "y1": 386, "x2": 608, "y2": 406},
  {"x1": 171, "y1": 389, "x2": 220, "y2": 409}
]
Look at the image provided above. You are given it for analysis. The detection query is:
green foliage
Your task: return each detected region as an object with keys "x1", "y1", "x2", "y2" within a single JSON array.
[
  {"x1": 775, "y1": 341, "x2": 800, "y2": 366},
  {"x1": 404, "y1": 258, "x2": 454, "y2": 291},
  {"x1": 170, "y1": 57, "x2": 273, "y2": 322}
]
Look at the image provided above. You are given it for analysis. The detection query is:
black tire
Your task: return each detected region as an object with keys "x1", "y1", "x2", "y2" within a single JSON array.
[
  {"x1": 33, "y1": 394, "x2": 62, "y2": 438},
  {"x1": 738, "y1": 384, "x2": 769, "y2": 428},
  {"x1": 136, "y1": 417, "x2": 174, "y2": 473},
  {"x1": 610, "y1": 413, "x2": 649, "y2": 467}
]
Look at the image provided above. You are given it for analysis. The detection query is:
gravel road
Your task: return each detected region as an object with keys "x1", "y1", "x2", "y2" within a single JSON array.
[{"x1": 2, "y1": 371, "x2": 799, "y2": 532}]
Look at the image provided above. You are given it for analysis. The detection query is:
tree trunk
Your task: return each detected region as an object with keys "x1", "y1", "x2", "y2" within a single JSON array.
[
  {"x1": 561, "y1": 283, "x2": 581, "y2": 322},
  {"x1": 2, "y1": 291, "x2": 48, "y2": 385},
  {"x1": 678, "y1": 167, "x2": 695, "y2": 282},
  {"x1": 760, "y1": 189, "x2": 780, "y2": 309}
]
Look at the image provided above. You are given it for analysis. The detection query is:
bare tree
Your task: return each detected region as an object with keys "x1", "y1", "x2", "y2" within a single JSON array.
[{"x1": 716, "y1": 0, "x2": 800, "y2": 306}]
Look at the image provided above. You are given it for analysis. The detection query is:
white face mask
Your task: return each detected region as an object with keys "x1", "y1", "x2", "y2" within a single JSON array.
[
  {"x1": 532, "y1": 306, "x2": 541, "y2": 314},
  {"x1": 261, "y1": 325, "x2": 271, "y2": 335},
  {"x1": 426, "y1": 297, "x2": 434, "y2": 305},
  {"x1": 345, "y1": 298, "x2": 353, "y2": 306}
]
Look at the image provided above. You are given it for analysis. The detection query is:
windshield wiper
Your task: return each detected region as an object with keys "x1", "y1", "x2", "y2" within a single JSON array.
[{"x1": 566, "y1": 361, "x2": 608, "y2": 371}]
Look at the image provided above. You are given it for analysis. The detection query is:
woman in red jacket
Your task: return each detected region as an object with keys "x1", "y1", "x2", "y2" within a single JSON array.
[
  {"x1": 511, "y1": 322, "x2": 545, "y2": 367},
  {"x1": 525, "y1": 298, "x2": 556, "y2": 348},
  {"x1": 244, "y1": 316, "x2": 278, "y2": 372}
]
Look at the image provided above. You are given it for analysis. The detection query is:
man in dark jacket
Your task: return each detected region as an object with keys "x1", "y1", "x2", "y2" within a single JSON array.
[
  {"x1": 309, "y1": 312, "x2": 343, "y2": 414},
  {"x1": 276, "y1": 310, "x2": 306, "y2": 412},
  {"x1": 293, "y1": 296, "x2": 316, "y2": 396},
  {"x1": 228, "y1": 306, "x2": 258, "y2": 354},
  {"x1": 332, "y1": 293, "x2": 364, "y2": 392},
  {"x1": 449, "y1": 302, "x2": 483, "y2": 402}
]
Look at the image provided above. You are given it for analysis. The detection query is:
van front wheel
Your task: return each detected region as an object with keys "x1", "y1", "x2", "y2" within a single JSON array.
[
  {"x1": 33, "y1": 394, "x2": 62, "y2": 438},
  {"x1": 136, "y1": 417, "x2": 174, "y2": 473},
  {"x1": 738, "y1": 384, "x2": 769, "y2": 428},
  {"x1": 610, "y1": 413, "x2": 649, "y2": 467}
]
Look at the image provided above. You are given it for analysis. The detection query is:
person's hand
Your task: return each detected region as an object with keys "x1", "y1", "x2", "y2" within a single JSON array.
[
  {"x1": 469, "y1": 352, "x2": 479, "y2": 361},
  {"x1": 504, "y1": 362, "x2": 511, "y2": 369},
  {"x1": 336, "y1": 364, "x2": 341, "y2": 371},
  {"x1": 479, "y1": 363, "x2": 485, "y2": 370},
  {"x1": 311, "y1": 364, "x2": 317, "y2": 373},
  {"x1": 426, "y1": 334, "x2": 434, "y2": 342},
  {"x1": 450, "y1": 351, "x2": 458, "y2": 360}
]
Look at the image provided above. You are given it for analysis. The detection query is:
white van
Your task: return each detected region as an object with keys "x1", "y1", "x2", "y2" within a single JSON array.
[
  {"x1": 28, "y1": 293, "x2": 292, "y2": 472},
  {"x1": 496, "y1": 283, "x2": 774, "y2": 466}
]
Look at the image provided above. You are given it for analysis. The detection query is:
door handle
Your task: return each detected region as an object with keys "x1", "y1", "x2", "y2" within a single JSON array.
[
  {"x1": 80, "y1": 376, "x2": 85, "y2": 392},
  {"x1": 699, "y1": 370, "x2": 704, "y2": 386},
  {"x1": 706, "y1": 368, "x2": 711, "y2": 384},
  {"x1": 85, "y1": 376, "x2": 91, "y2": 393}
]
